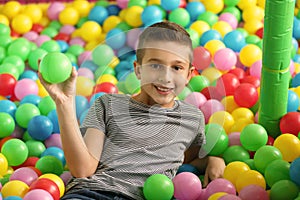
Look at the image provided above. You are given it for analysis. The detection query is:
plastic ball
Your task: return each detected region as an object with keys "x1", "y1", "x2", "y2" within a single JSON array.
[
  {"x1": 287, "y1": 90, "x2": 300, "y2": 112},
  {"x1": 201, "y1": 67, "x2": 222, "y2": 83},
  {"x1": 26, "y1": 140, "x2": 46, "y2": 157},
  {"x1": 0, "y1": 112, "x2": 15, "y2": 138},
  {"x1": 208, "y1": 111, "x2": 235, "y2": 133},
  {"x1": 11, "y1": 14, "x2": 32, "y2": 34},
  {"x1": 44, "y1": 133, "x2": 62, "y2": 149},
  {"x1": 172, "y1": 172, "x2": 202, "y2": 200},
  {"x1": 264, "y1": 159, "x2": 290, "y2": 188},
  {"x1": 190, "y1": 20, "x2": 210, "y2": 37},
  {"x1": 223, "y1": 30, "x2": 246, "y2": 52},
  {"x1": 208, "y1": 192, "x2": 227, "y2": 200},
  {"x1": 228, "y1": 131, "x2": 241, "y2": 146},
  {"x1": 273, "y1": 133, "x2": 300, "y2": 162},
  {"x1": 161, "y1": 0, "x2": 180, "y2": 11},
  {"x1": 103, "y1": 15, "x2": 122, "y2": 33},
  {"x1": 125, "y1": 6, "x2": 143, "y2": 27},
  {"x1": 14, "y1": 78, "x2": 39, "y2": 100},
  {"x1": 279, "y1": 112, "x2": 300, "y2": 136},
  {"x1": 124, "y1": 72, "x2": 140, "y2": 94},
  {"x1": 290, "y1": 157, "x2": 300, "y2": 186},
  {"x1": 184, "y1": 92, "x2": 207, "y2": 109},
  {"x1": 192, "y1": 46, "x2": 212, "y2": 70},
  {"x1": 203, "y1": 123, "x2": 229, "y2": 156},
  {"x1": 270, "y1": 180, "x2": 299, "y2": 200},
  {"x1": 188, "y1": 75, "x2": 210, "y2": 92},
  {"x1": 253, "y1": 145, "x2": 282, "y2": 174},
  {"x1": 39, "y1": 173, "x2": 65, "y2": 197},
  {"x1": 222, "y1": 145, "x2": 250, "y2": 164},
  {"x1": 239, "y1": 44, "x2": 262, "y2": 67},
  {"x1": 233, "y1": 83, "x2": 258, "y2": 108},
  {"x1": 35, "y1": 155, "x2": 63, "y2": 176},
  {"x1": 0, "y1": 74, "x2": 16, "y2": 97},
  {"x1": 200, "y1": 99, "x2": 224, "y2": 123},
  {"x1": 235, "y1": 170, "x2": 266, "y2": 193},
  {"x1": 1, "y1": 180, "x2": 29, "y2": 198},
  {"x1": 35, "y1": 35, "x2": 51, "y2": 47},
  {"x1": 201, "y1": 32, "x2": 223, "y2": 47},
  {"x1": 76, "y1": 76, "x2": 95, "y2": 97},
  {"x1": 0, "y1": 14, "x2": 9, "y2": 26},
  {"x1": 29, "y1": 178, "x2": 60, "y2": 200},
  {"x1": 105, "y1": 28, "x2": 126, "y2": 50},
  {"x1": 40, "y1": 40, "x2": 61, "y2": 53},
  {"x1": 186, "y1": 1, "x2": 205, "y2": 22},
  {"x1": 23, "y1": 189, "x2": 54, "y2": 200},
  {"x1": 238, "y1": 184, "x2": 268, "y2": 200},
  {"x1": 88, "y1": 6, "x2": 108, "y2": 25},
  {"x1": 240, "y1": 124, "x2": 268, "y2": 151},
  {"x1": 7, "y1": 38, "x2": 31, "y2": 61},
  {"x1": 1, "y1": 138, "x2": 28, "y2": 166},
  {"x1": 141, "y1": 5, "x2": 163, "y2": 26},
  {"x1": 197, "y1": 11, "x2": 219, "y2": 27},
  {"x1": 9, "y1": 167, "x2": 38, "y2": 186},
  {"x1": 47, "y1": 2, "x2": 65, "y2": 20},
  {"x1": 27, "y1": 115, "x2": 53, "y2": 141},
  {"x1": 204, "y1": 178, "x2": 236, "y2": 199},
  {"x1": 15, "y1": 103, "x2": 40, "y2": 128},
  {"x1": 92, "y1": 44, "x2": 114, "y2": 67},
  {"x1": 223, "y1": 161, "x2": 250, "y2": 187},
  {"x1": 143, "y1": 174, "x2": 174, "y2": 200},
  {"x1": 22, "y1": 4, "x2": 43, "y2": 24},
  {"x1": 176, "y1": 164, "x2": 200, "y2": 175},
  {"x1": 168, "y1": 8, "x2": 190, "y2": 28},
  {"x1": 58, "y1": 7, "x2": 79, "y2": 26},
  {"x1": 213, "y1": 48, "x2": 237, "y2": 71},
  {"x1": 0, "y1": 153, "x2": 8, "y2": 176}
]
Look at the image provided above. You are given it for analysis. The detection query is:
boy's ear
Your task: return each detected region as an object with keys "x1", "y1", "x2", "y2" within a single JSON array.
[
  {"x1": 186, "y1": 66, "x2": 195, "y2": 85},
  {"x1": 134, "y1": 61, "x2": 141, "y2": 80}
]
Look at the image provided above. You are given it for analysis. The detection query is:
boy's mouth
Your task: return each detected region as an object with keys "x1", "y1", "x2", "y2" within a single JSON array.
[{"x1": 154, "y1": 85, "x2": 174, "y2": 94}]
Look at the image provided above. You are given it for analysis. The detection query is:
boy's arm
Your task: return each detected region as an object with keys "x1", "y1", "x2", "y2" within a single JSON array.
[{"x1": 184, "y1": 145, "x2": 226, "y2": 187}]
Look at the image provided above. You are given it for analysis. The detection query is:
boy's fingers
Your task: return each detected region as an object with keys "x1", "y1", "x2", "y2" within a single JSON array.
[{"x1": 203, "y1": 172, "x2": 209, "y2": 187}]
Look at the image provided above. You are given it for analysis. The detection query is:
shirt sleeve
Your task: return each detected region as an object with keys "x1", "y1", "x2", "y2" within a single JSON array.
[
  {"x1": 191, "y1": 110, "x2": 206, "y2": 146},
  {"x1": 80, "y1": 95, "x2": 107, "y2": 137}
]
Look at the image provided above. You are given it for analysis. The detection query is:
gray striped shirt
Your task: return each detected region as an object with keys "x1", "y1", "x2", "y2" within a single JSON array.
[{"x1": 66, "y1": 94, "x2": 205, "y2": 199}]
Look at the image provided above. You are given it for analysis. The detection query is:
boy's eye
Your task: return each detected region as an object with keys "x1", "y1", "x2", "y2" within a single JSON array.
[
  {"x1": 173, "y1": 65, "x2": 183, "y2": 71},
  {"x1": 150, "y1": 63, "x2": 163, "y2": 69}
]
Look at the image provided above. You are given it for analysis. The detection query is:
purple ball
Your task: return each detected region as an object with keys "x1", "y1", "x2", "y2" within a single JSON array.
[
  {"x1": 184, "y1": 92, "x2": 207, "y2": 109},
  {"x1": 69, "y1": 37, "x2": 86, "y2": 47},
  {"x1": 47, "y1": 2, "x2": 65, "y2": 20},
  {"x1": 78, "y1": 51, "x2": 92, "y2": 66},
  {"x1": 126, "y1": 28, "x2": 142, "y2": 50},
  {"x1": 44, "y1": 133, "x2": 62, "y2": 149},
  {"x1": 23, "y1": 189, "x2": 54, "y2": 200},
  {"x1": 60, "y1": 25, "x2": 76, "y2": 35},
  {"x1": 35, "y1": 35, "x2": 51, "y2": 47},
  {"x1": 23, "y1": 31, "x2": 39, "y2": 42},
  {"x1": 10, "y1": 167, "x2": 38, "y2": 185},
  {"x1": 200, "y1": 99, "x2": 225, "y2": 123},
  {"x1": 60, "y1": 171, "x2": 72, "y2": 186}
]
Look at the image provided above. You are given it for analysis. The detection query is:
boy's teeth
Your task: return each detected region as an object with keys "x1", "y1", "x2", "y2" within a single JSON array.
[{"x1": 157, "y1": 87, "x2": 169, "y2": 91}]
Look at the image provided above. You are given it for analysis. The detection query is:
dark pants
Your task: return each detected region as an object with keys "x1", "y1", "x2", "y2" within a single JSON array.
[{"x1": 60, "y1": 189, "x2": 132, "y2": 200}]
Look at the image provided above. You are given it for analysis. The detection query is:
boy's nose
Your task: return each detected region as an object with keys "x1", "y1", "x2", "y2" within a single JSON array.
[{"x1": 158, "y1": 67, "x2": 172, "y2": 83}]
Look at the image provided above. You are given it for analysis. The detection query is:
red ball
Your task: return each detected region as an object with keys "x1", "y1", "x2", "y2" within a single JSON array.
[
  {"x1": 228, "y1": 68, "x2": 246, "y2": 80},
  {"x1": 201, "y1": 86, "x2": 223, "y2": 101},
  {"x1": 216, "y1": 73, "x2": 240, "y2": 96},
  {"x1": 241, "y1": 75, "x2": 260, "y2": 88},
  {"x1": 255, "y1": 27, "x2": 264, "y2": 39},
  {"x1": 53, "y1": 32, "x2": 70, "y2": 42},
  {"x1": 31, "y1": 24, "x2": 44, "y2": 33},
  {"x1": 280, "y1": 112, "x2": 300, "y2": 136},
  {"x1": 93, "y1": 82, "x2": 118, "y2": 94},
  {"x1": 15, "y1": 157, "x2": 39, "y2": 168},
  {"x1": 267, "y1": 135, "x2": 275, "y2": 146},
  {"x1": 30, "y1": 178, "x2": 60, "y2": 200},
  {"x1": 192, "y1": 46, "x2": 212, "y2": 70},
  {"x1": 233, "y1": 83, "x2": 258, "y2": 108},
  {"x1": 0, "y1": 73, "x2": 17, "y2": 96}
]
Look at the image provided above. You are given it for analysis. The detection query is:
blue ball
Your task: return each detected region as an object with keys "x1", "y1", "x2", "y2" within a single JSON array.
[
  {"x1": 223, "y1": 30, "x2": 246, "y2": 52},
  {"x1": 107, "y1": 4, "x2": 121, "y2": 16},
  {"x1": 291, "y1": 72, "x2": 300, "y2": 87},
  {"x1": 176, "y1": 164, "x2": 200, "y2": 175},
  {"x1": 75, "y1": 95, "x2": 90, "y2": 119},
  {"x1": 287, "y1": 90, "x2": 300, "y2": 112},
  {"x1": 293, "y1": 54, "x2": 300, "y2": 63},
  {"x1": 200, "y1": 30, "x2": 222, "y2": 46},
  {"x1": 106, "y1": 28, "x2": 126, "y2": 50},
  {"x1": 117, "y1": 46, "x2": 135, "y2": 61},
  {"x1": 88, "y1": 6, "x2": 109, "y2": 25},
  {"x1": 89, "y1": 92, "x2": 105, "y2": 106},
  {"x1": 117, "y1": 69, "x2": 133, "y2": 81},
  {"x1": 19, "y1": 70, "x2": 38, "y2": 80},
  {"x1": 141, "y1": 5, "x2": 163, "y2": 26},
  {"x1": 79, "y1": 109, "x2": 89, "y2": 125},
  {"x1": 186, "y1": 1, "x2": 205, "y2": 22},
  {"x1": 161, "y1": 0, "x2": 180, "y2": 11},
  {"x1": 41, "y1": 146, "x2": 66, "y2": 166},
  {"x1": 80, "y1": 60, "x2": 98, "y2": 72},
  {"x1": 4, "y1": 196, "x2": 22, "y2": 200},
  {"x1": 57, "y1": 40, "x2": 69, "y2": 53},
  {"x1": 20, "y1": 94, "x2": 41, "y2": 106},
  {"x1": 115, "y1": 61, "x2": 133, "y2": 74},
  {"x1": 290, "y1": 157, "x2": 300, "y2": 186},
  {"x1": 292, "y1": 37, "x2": 299, "y2": 51},
  {"x1": 47, "y1": 109, "x2": 60, "y2": 133},
  {"x1": 0, "y1": 100, "x2": 17, "y2": 117},
  {"x1": 27, "y1": 115, "x2": 53, "y2": 141}
]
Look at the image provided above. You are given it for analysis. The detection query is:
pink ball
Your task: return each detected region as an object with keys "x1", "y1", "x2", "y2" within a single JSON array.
[
  {"x1": 235, "y1": 52, "x2": 244, "y2": 69},
  {"x1": 69, "y1": 37, "x2": 86, "y2": 47},
  {"x1": 184, "y1": 92, "x2": 207, "y2": 109},
  {"x1": 35, "y1": 35, "x2": 51, "y2": 47},
  {"x1": 172, "y1": 172, "x2": 202, "y2": 200},
  {"x1": 228, "y1": 132, "x2": 241, "y2": 146},
  {"x1": 78, "y1": 51, "x2": 92, "y2": 66},
  {"x1": 14, "y1": 78, "x2": 39, "y2": 100},
  {"x1": 60, "y1": 171, "x2": 72, "y2": 186},
  {"x1": 239, "y1": 185, "x2": 269, "y2": 200},
  {"x1": 204, "y1": 178, "x2": 236, "y2": 199},
  {"x1": 290, "y1": 59, "x2": 295, "y2": 76},
  {"x1": 10, "y1": 125, "x2": 25, "y2": 139},
  {"x1": 47, "y1": 2, "x2": 65, "y2": 20},
  {"x1": 78, "y1": 68, "x2": 94, "y2": 80},
  {"x1": 200, "y1": 99, "x2": 224, "y2": 123},
  {"x1": 44, "y1": 133, "x2": 62, "y2": 149},
  {"x1": 23, "y1": 189, "x2": 54, "y2": 200},
  {"x1": 219, "y1": 194, "x2": 242, "y2": 200},
  {"x1": 10, "y1": 167, "x2": 38, "y2": 185},
  {"x1": 219, "y1": 13, "x2": 238, "y2": 29},
  {"x1": 23, "y1": 31, "x2": 39, "y2": 42},
  {"x1": 250, "y1": 60, "x2": 262, "y2": 79},
  {"x1": 213, "y1": 48, "x2": 237, "y2": 71},
  {"x1": 116, "y1": 0, "x2": 129, "y2": 9},
  {"x1": 255, "y1": 112, "x2": 259, "y2": 123},
  {"x1": 126, "y1": 28, "x2": 142, "y2": 50},
  {"x1": 60, "y1": 25, "x2": 76, "y2": 35}
]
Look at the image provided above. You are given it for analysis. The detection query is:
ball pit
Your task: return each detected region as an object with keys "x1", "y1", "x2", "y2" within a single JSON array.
[{"x1": 0, "y1": 0, "x2": 299, "y2": 199}]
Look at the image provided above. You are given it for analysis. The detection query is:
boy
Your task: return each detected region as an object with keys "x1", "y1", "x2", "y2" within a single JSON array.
[{"x1": 39, "y1": 21, "x2": 225, "y2": 200}]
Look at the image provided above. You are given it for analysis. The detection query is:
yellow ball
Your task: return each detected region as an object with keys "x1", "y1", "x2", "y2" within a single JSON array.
[
  {"x1": 208, "y1": 111, "x2": 235, "y2": 133},
  {"x1": 204, "y1": 39, "x2": 226, "y2": 57},
  {"x1": 0, "y1": 153, "x2": 8, "y2": 176},
  {"x1": 79, "y1": 21, "x2": 102, "y2": 42},
  {"x1": 103, "y1": 15, "x2": 122, "y2": 33},
  {"x1": 237, "y1": 0, "x2": 257, "y2": 10},
  {"x1": 59, "y1": 7, "x2": 80, "y2": 25},
  {"x1": 294, "y1": 62, "x2": 300, "y2": 73},
  {"x1": 190, "y1": 20, "x2": 211, "y2": 37},
  {"x1": 231, "y1": 107, "x2": 254, "y2": 121},
  {"x1": 202, "y1": 0, "x2": 224, "y2": 14},
  {"x1": 108, "y1": 56, "x2": 120, "y2": 69},
  {"x1": 148, "y1": 0, "x2": 161, "y2": 5},
  {"x1": 40, "y1": 173, "x2": 65, "y2": 197},
  {"x1": 212, "y1": 21, "x2": 232, "y2": 38},
  {"x1": 273, "y1": 133, "x2": 300, "y2": 162},
  {"x1": 230, "y1": 118, "x2": 254, "y2": 133},
  {"x1": 38, "y1": 16, "x2": 50, "y2": 27},
  {"x1": 242, "y1": 6, "x2": 264, "y2": 22},
  {"x1": 235, "y1": 170, "x2": 266, "y2": 193},
  {"x1": 11, "y1": 14, "x2": 33, "y2": 34},
  {"x1": 36, "y1": 79, "x2": 49, "y2": 97},
  {"x1": 239, "y1": 44, "x2": 262, "y2": 67},
  {"x1": 1, "y1": 1, "x2": 22, "y2": 20},
  {"x1": 221, "y1": 96, "x2": 239, "y2": 113},
  {"x1": 118, "y1": 8, "x2": 127, "y2": 20},
  {"x1": 0, "y1": 14, "x2": 9, "y2": 26},
  {"x1": 201, "y1": 67, "x2": 222, "y2": 83},
  {"x1": 0, "y1": 96, "x2": 7, "y2": 100},
  {"x1": 96, "y1": 74, "x2": 118, "y2": 85},
  {"x1": 223, "y1": 161, "x2": 250, "y2": 188},
  {"x1": 257, "y1": 0, "x2": 266, "y2": 8},
  {"x1": 243, "y1": 19, "x2": 264, "y2": 34},
  {"x1": 1, "y1": 180, "x2": 29, "y2": 198},
  {"x1": 76, "y1": 76, "x2": 95, "y2": 97},
  {"x1": 72, "y1": 0, "x2": 91, "y2": 17},
  {"x1": 125, "y1": 6, "x2": 144, "y2": 27},
  {"x1": 22, "y1": 4, "x2": 43, "y2": 23},
  {"x1": 208, "y1": 192, "x2": 227, "y2": 200}
]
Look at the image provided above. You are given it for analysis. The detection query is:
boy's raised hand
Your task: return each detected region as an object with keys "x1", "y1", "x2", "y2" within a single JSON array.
[
  {"x1": 203, "y1": 156, "x2": 226, "y2": 187},
  {"x1": 38, "y1": 66, "x2": 78, "y2": 104}
]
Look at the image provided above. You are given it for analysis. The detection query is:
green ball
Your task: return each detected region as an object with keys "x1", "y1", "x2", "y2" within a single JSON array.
[
  {"x1": 28, "y1": 48, "x2": 48, "y2": 71},
  {"x1": 0, "y1": 112, "x2": 15, "y2": 138},
  {"x1": 25, "y1": 140, "x2": 46, "y2": 157},
  {"x1": 41, "y1": 27, "x2": 58, "y2": 38},
  {"x1": 264, "y1": 159, "x2": 291, "y2": 188},
  {"x1": 186, "y1": 28, "x2": 199, "y2": 48},
  {"x1": 64, "y1": 52, "x2": 77, "y2": 64},
  {"x1": 40, "y1": 52, "x2": 73, "y2": 83},
  {"x1": 253, "y1": 145, "x2": 282, "y2": 174},
  {"x1": 0, "y1": 63, "x2": 20, "y2": 80},
  {"x1": 197, "y1": 11, "x2": 218, "y2": 27},
  {"x1": 177, "y1": 86, "x2": 192, "y2": 100},
  {"x1": 270, "y1": 180, "x2": 299, "y2": 200},
  {"x1": 243, "y1": 159, "x2": 256, "y2": 170},
  {"x1": 125, "y1": 72, "x2": 140, "y2": 94},
  {"x1": 168, "y1": 8, "x2": 190, "y2": 28},
  {"x1": 0, "y1": 23, "x2": 10, "y2": 36},
  {"x1": 224, "y1": 0, "x2": 240, "y2": 6},
  {"x1": 221, "y1": 6, "x2": 241, "y2": 22},
  {"x1": 22, "y1": 131, "x2": 33, "y2": 142},
  {"x1": 66, "y1": 44, "x2": 85, "y2": 58},
  {"x1": 15, "y1": 103, "x2": 40, "y2": 128},
  {"x1": 0, "y1": 47, "x2": 6, "y2": 65},
  {"x1": 222, "y1": 145, "x2": 250, "y2": 164},
  {"x1": 246, "y1": 35, "x2": 261, "y2": 45},
  {"x1": 40, "y1": 40, "x2": 61, "y2": 53},
  {"x1": 94, "y1": 65, "x2": 116, "y2": 80},
  {"x1": 116, "y1": 22, "x2": 132, "y2": 32},
  {"x1": 188, "y1": 75, "x2": 210, "y2": 92},
  {"x1": 203, "y1": 123, "x2": 229, "y2": 156},
  {"x1": 7, "y1": 38, "x2": 31, "y2": 61},
  {"x1": 35, "y1": 155, "x2": 64, "y2": 176},
  {"x1": 128, "y1": 0, "x2": 147, "y2": 8},
  {"x1": 38, "y1": 96, "x2": 56, "y2": 116},
  {"x1": 48, "y1": 20, "x2": 62, "y2": 31},
  {"x1": 1, "y1": 138, "x2": 28, "y2": 166},
  {"x1": 2, "y1": 55, "x2": 25, "y2": 74},
  {"x1": 92, "y1": 44, "x2": 114, "y2": 67},
  {"x1": 0, "y1": 35, "x2": 12, "y2": 48},
  {"x1": 240, "y1": 124, "x2": 268, "y2": 151},
  {"x1": 143, "y1": 174, "x2": 174, "y2": 200}
]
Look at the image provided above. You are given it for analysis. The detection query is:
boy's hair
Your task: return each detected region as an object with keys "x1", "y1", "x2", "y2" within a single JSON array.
[{"x1": 136, "y1": 21, "x2": 193, "y2": 65}]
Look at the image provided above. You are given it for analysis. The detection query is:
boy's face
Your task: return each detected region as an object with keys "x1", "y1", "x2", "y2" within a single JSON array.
[{"x1": 134, "y1": 41, "x2": 194, "y2": 108}]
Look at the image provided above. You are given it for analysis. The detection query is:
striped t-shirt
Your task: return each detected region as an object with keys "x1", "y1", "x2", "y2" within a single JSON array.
[{"x1": 66, "y1": 94, "x2": 206, "y2": 199}]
